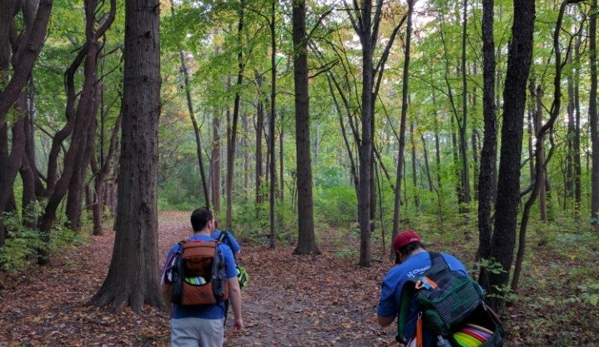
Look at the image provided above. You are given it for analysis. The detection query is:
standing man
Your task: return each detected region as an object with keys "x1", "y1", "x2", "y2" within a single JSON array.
[
  {"x1": 377, "y1": 230, "x2": 468, "y2": 346},
  {"x1": 161, "y1": 207, "x2": 244, "y2": 346}
]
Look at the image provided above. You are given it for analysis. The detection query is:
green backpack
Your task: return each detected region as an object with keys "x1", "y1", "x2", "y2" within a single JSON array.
[{"x1": 397, "y1": 252, "x2": 504, "y2": 346}]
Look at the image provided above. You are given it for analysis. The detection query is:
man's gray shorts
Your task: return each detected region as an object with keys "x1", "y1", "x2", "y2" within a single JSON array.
[{"x1": 171, "y1": 317, "x2": 225, "y2": 347}]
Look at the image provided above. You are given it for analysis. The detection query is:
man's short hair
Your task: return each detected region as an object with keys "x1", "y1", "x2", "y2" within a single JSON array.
[{"x1": 190, "y1": 207, "x2": 212, "y2": 232}]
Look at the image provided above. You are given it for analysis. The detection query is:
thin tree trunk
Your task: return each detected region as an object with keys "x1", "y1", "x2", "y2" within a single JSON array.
[
  {"x1": 254, "y1": 71, "x2": 264, "y2": 205},
  {"x1": 391, "y1": 0, "x2": 414, "y2": 260},
  {"x1": 292, "y1": 0, "x2": 319, "y2": 255},
  {"x1": 226, "y1": 0, "x2": 245, "y2": 229},
  {"x1": 534, "y1": 86, "x2": 548, "y2": 222},
  {"x1": 410, "y1": 123, "x2": 419, "y2": 208},
  {"x1": 512, "y1": 0, "x2": 581, "y2": 293},
  {"x1": 477, "y1": 0, "x2": 496, "y2": 268},
  {"x1": 268, "y1": 0, "x2": 277, "y2": 249},
  {"x1": 459, "y1": 0, "x2": 471, "y2": 211},
  {"x1": 486, "y1": 0, "x2": 535, "y2": 312},
  {"x1": 211, "y1": 110, "x2": 221, "y2": 212},
  {"x1": 590, "y1": 0, "x2": 599, "y2": 222},
  {"x1": 170, "y1": 0, "x2": 210, "y2": 208}
]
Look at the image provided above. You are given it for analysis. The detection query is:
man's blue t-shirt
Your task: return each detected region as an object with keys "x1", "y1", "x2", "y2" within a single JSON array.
[
  {"x1": 164, "y1": 234, "x2": 237, "y2": 320},
  {"x1": 377, "y1": 251, "x2": 468, "y2": 346},
  {"x1": 212, "y1": 230, "x2": 241, "y2": 254}
]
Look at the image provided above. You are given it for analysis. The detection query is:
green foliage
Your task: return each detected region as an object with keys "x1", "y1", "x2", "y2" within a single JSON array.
[
  {"x1": 48, "y1": 223, "x2": 86, "y2": 253},
  {"x1": 476, "y1": 257, "x2": 506, "y2": 276},
  {"x1": 0, "y1": 212, "x2": 46, "y2": 273},
  {"x1": 0, "y1": 205, "x2": 87, "y2": 273},
  {"x1": 314, "y1": 183, "x2": 357, "y2": 226}
]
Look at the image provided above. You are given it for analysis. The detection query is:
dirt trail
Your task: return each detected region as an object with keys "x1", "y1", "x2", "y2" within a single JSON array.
[{"x1": 0, "y1": 211, "x2": 397, "y2": 346}]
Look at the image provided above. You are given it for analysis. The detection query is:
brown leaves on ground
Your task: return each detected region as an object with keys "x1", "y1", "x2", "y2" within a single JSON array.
[{"x1": 0, "y1": 211, "x2": 598, "y2": 346}]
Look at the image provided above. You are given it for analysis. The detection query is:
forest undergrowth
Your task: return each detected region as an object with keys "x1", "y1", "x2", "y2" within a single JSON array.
[{"x1": 0, "y1": 211, "x2": 598, "y2": 346}]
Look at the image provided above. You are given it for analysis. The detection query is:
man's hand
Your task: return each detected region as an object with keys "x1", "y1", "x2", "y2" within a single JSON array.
[
  {"x1": 228, "y1": 276, "x2": 244, "y2": 332},
  {"x1": 233, "y1": 316, "x2": 244, "y2": 332}
]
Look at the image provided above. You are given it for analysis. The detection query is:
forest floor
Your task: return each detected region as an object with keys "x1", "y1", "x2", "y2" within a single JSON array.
[{"x1": 1, "y1": 211, "x2": 598, "y2": 346}]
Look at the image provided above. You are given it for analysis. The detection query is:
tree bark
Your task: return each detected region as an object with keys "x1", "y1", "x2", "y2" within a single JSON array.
[
  {"x1": 590, "y1": 0, "x2": 599, "y2": 222},
  {"x1": 211, "y1": 110, "x2": 222, "y2": 212},
  {"x1": 254, "y1": 71, "x2": 264, "y2": 205},
  {"x1": 477, "y1": 0, "x2": 497, "y2": 268},
  {"x1": 486, "y1": 0, "x2": 535, "y2": 311},
  {"x1": 226, "y1": 0, "x2": 245, "y2": 230},
  {"x1": 292, "y1": 0, "x2": 319, "y2": 255},
  {"x1": 0, "y1": 0, "x2": 53, "y2": 122},
  {"x1": 88, "y1": 0, "x2": 163, "y2": 313}
]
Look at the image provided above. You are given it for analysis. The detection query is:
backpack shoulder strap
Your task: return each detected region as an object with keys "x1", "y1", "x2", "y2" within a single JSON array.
[
  {"x1": 396, "y1": 281, "x2": 415, "y2": 342},
  {"x1": 217, "y1": 230, "x2": 229, "y2": 243},
  {"x1": 395, "y1": 251, "x2": 448, "y2": 342},
  {"x1": 429, "y1": 251, "x2": 448, "y2": 269}
]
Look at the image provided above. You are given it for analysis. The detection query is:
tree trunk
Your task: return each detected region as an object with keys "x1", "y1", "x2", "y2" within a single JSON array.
[
  {"x1": 459, "y1": 0, "x2": 471, "y2": 211},
  {"x1": 226, "y1": 0, "x2": 245, "y2": 229},
  {"x1": 66, "y1": 115, "x2": 96, "y2": 231},
  {"x1": 410, "y1": 123, "x2": 420, "y2": 208},
  {"x1": 211, "y1": 110, "x2": 221, "y2": 212},
  {"x1": 486, "y1": 0, "x2": 535, "y2": 312},
  {"x1": 574, "y1": 33, "x2": 582, "y2": 211},
  {"x1": 590, "y1": 0, "x2": 599, "y2": 222},
  {"x1": 533, "y1": 86, "x2": 548, "y2": 222},
  {"x1": 169, "y1": 0, "x2": 211, "y2": 209},
  {"x1": 351, "y1": 0, "x2": 379, "y2": 267},
  {"x1": 0, "y1": 0, "x2": 53, "y2": 122},
  {"x1": 254, "y1": 71, "x2": 264, "y2": 205},
  {"x1": 511, "y1": 0, "x2": 581, "y2": 294},
  {"x1": 292, "y1": 0, "x2": 319, "y2": 255},
  {"x1": 92, "y1": 111, "x2": 121, "y2": 236},
  {"x1": 88, "y1": 0, "x2": 163, "y2": 313},
  {"x1": 477, "y1": 0, "x2": 497, "y2": 268}
]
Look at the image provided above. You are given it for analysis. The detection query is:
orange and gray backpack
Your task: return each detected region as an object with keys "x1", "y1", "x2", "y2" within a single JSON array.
[{"x1": 169, "y1": 240, "x2": 229, "y2": 306}]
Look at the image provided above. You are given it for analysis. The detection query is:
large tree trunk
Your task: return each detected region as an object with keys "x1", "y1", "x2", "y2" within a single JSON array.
[
  {"x1": 88, "y1": 0, "x2": 163, "y2": 313},
  {"x1": 292, "y1": 0, "x2": 319, "y2": 255},
  {"x1": 485, "y1": 0, "x2": 535, "y2": 311}
]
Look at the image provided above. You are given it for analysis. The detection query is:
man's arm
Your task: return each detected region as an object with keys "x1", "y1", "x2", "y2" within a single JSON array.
[
  {"x1": 377, "y1": 315, "x2": 395, "y2": 328},
  {"x1": 227, "y1": 277, "x2": 244, "y2": 331}
]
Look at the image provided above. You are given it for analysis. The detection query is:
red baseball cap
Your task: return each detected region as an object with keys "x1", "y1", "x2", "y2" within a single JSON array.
[{"x1": 393, "y1": 230, "x2": 422, "y2": 251}]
